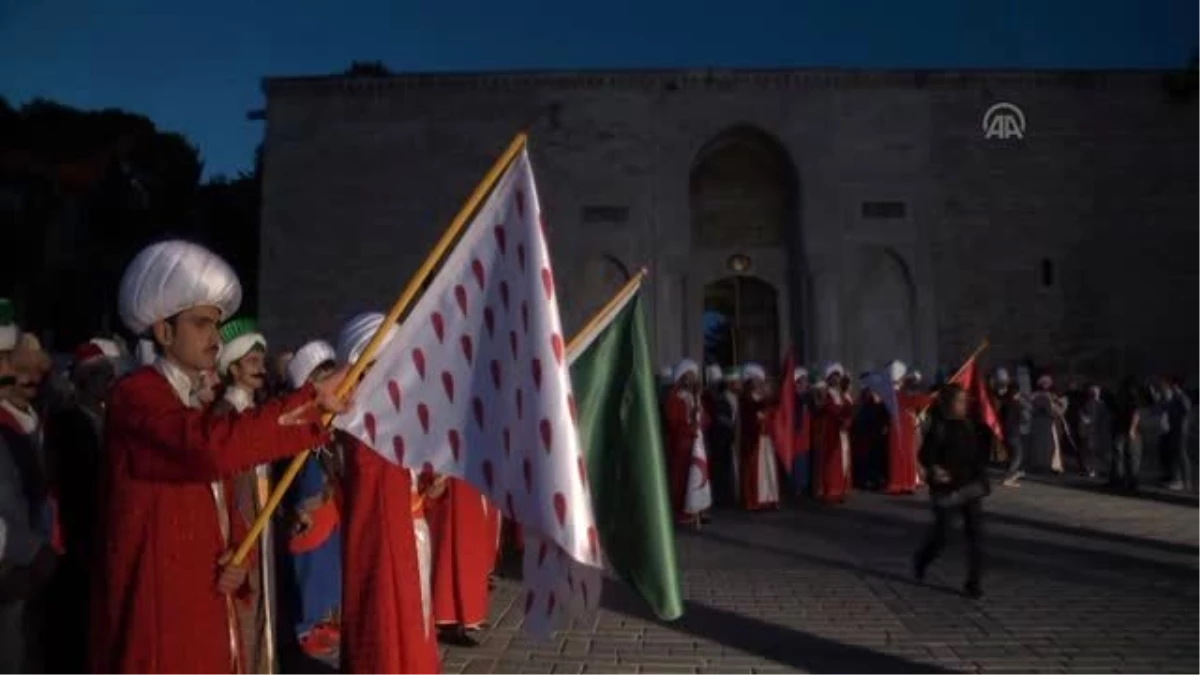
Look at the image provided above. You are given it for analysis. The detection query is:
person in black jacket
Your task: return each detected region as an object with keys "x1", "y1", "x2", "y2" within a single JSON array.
[{"x1": 913, "y1": 383, "x2": 990, "y2": 599}]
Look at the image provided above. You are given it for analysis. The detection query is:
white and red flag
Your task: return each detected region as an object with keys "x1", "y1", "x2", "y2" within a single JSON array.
[{"x1": 334, "y1": 146, "x2": 602, "y2": 634}]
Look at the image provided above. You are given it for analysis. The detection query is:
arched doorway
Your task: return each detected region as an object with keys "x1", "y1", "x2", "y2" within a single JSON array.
[
  {"x1": 689, "y1": 126, "x2": 799, "y2": 371},
  {"x1": 703, "y1": 276, "x2": 779, "y2": 370}
]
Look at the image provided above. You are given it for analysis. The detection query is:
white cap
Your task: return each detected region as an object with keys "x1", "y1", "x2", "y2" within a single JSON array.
[
  {"x1": 823, "y1": 362, "x2": 845, "y2": 380},
  {"x1": 994, "y1": 367, "x2": 1011, "y2": 383},
  {"x1": 136, "y1": 339, "x2": 157, "y2": 366},
  {"x1": 337, "y1": 312, "x2": 398, "y2": 364},
  {"x1": 742, "y1": 363, "x2": 766, "y2": 382},
  {"x1": 673, "y1": 359, "x2": 700, "y2": 383},
  {"x1": 794, "y1": 367, "x2": 809, "y2": 382},
  {"x1": 118, "y1": 240, "x2": 241, "y2": 335},
  {"x1": 887, "y1": 360, "x2": 908, "y2": 384},
  {"x1": 288, "y1": 340, "x2": 337, "y2": 389},
  {"x1": 705, "y1": 364, "x2": 724, "y2": 384}
]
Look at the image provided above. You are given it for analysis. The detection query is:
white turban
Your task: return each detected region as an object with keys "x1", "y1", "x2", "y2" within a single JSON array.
[
  {"x1": 887, "y1": 360, "x2": 908, "y2": 384},
  {"x1": 118, "y1": 240, "x2": 242, "y2": 335},
  {"x1": 907, "y1": 370, "x2": 923, "y2": 383},
  {"x1": 288, "y1": 340, "x2": 337, "y2": 389},
  {"x1": 994, "y1": 368, "x2": 1011, "y2": 384},
  {"x1": 673, "y1": 359, "x2": 700, "y2": 383},
  {"x1": 89, "y1": 338, "x2": 122, "y2": 361},
  {"x1": 216, "y1": 318, "x2": 267, "y2": 376},
  {"x1": 793, "y1": 367, "x2": 809, "y2": 382},
  {"x1": 1037, "y1": 374, "x2": 1053, "y2": 389},
  {"x1": 742, "y1": 363, "x2": 766, "y2": 382},
  {"x1": 705, "y1": 364, "x2": 724, "y2": 384},
  {"x1": 337, "y1": 312, "x2": 398, "y2": 365},
  {"x1": 823, "y1": 362, "x2": 845, "y2": 380}
]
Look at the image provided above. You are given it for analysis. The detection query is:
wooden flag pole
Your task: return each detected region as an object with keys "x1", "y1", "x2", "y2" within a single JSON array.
[
  {"x1": 566, "y1": 268, "x2": 649, "y2": 357},
  {"x1": 231, "y1": 132, "x2": 529, "y2": 566}
]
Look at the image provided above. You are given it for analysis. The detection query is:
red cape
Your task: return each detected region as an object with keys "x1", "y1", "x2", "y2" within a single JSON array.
[
  {"x1": 341, "y1": 438, "x2": 441, "y2": 674},
  {"x1": 429, "y1": 479, "x2": 493, "y2": 627},
  {"x1": 89, "y1": 367, "x2": 327, "y2": 674}
]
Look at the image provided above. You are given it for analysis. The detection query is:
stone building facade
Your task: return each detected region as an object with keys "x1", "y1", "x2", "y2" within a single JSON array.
[{"x1": 259, "y1": 69, "x2": 1197, "y2": 381}]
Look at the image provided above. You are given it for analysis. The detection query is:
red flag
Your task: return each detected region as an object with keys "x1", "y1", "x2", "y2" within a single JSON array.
[
  {"x1": 769, "y1": 350, "x2": 797, "y2": 472},
  {"x1": 950, "y1": 355, "x2": 1004, "y2": 442}
]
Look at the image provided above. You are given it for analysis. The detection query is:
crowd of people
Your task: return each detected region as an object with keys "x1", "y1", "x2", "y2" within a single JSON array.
[{"x1": 0, "y1": 236, "x2": 1194, "y2": 674}]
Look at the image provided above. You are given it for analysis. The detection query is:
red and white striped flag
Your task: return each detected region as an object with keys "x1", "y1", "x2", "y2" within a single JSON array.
[{"x1": 334, "y1": 146, "x2": 602, "y2": 634}]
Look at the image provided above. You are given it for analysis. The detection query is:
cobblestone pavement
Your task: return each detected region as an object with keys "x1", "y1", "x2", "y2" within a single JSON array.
[{"x1": 442, "y1": 475, "x2": 1198, "y2": 673}]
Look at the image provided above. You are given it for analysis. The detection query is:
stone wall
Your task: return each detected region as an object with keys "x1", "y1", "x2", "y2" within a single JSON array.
[{"x1": 259, "y1": 69, "x2": 1197, "y2": 382}]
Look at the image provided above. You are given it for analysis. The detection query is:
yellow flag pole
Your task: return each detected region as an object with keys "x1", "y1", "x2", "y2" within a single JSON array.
[{"x1": 231, "y1": 132, "x2": 529, "y2": 566}]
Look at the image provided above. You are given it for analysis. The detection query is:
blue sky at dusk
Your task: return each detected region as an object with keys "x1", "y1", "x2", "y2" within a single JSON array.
[{"x1": 2, "y1": 0, "x2": 1195, "y2": 178}]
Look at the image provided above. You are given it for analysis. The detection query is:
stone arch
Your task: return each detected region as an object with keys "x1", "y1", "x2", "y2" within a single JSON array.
[
  {"x1": 685, "y1": 125, "x2": 805, "y2": 370},
  {"x1": 689, "y1": 125, "x2": 797, "y2": 250},
  {"x1": 846, "y1": 246, "x2": 917, "y2": 373}
]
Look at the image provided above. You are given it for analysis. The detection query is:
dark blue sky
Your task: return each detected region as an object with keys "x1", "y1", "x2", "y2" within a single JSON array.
[{"x1": 2, "y1": 0, "x2": 1195, "y2": 178}]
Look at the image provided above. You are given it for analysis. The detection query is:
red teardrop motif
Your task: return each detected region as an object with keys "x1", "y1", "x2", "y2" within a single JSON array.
[
  {"x1": 539, "y1": 418, "x2": 552, "y2": 453},
  {"x1": 553, "y1": 492, "x2": 567, "y2": 528},
  {"x1": 484, "y1": 308, "x2": 495, "y2": 338},
  {"x1": 417, "y1": 403, "x2": 430, "y2": 434},
  {"x1": 387, "y1": 380, "x2": 402, "y2": 412},
  {"x1": 546, "y1": 591, "x2": 556, "y2": 617},
  {"x1": 551, "y1": 333, "x2": 564, "y2": 366},
  {"x1": 567, "y1": 393, "x2": 577, "y2": 424},
  {"x1": 471, "y1": 258, "x2": 486, "y2": 290},
  {"x1": 460, "y1": 335, "x2": 473, "y2": 364},
  {"x1": 577, "y1": 455, "x2": 588, "y2": 490},
  {"x1": 454, "y1": 284, "x2": 468, "y2": 316},
  {"x1": 500, "y1": 282, "x2": 510, "y2": 310},
  {"x1": 482, "y1": 460, "x2": 494, "y2": 492},
  {"x1": 472, "y1": 397, "x2": 485, "y2": 430},
  {"x1": 494, "y1": 225, "x2": 507, "y2": 254},
  {"x1": 490, "y1": 360, "x2": 502, "y2": 390},
  {"x1": 441, "y1": 371, "x2": 455, "y2": 402},
  {"x1": 448, "y1": 429, "x2": 461, "y2": 463},
  {"x1": 412, "y1": 348, "x2": 426, "y2": 380},
  {"x1": 588, "y1": 526, "x2": 600, "y2": 562},
  {"x1": 392, "y1": 435, "x2": 405, "y2": 465},
  {"x1": 521, "y1": 302, "x2": 529, "y2": 334},
  {"x1": 509, "y1": 331, "x2": 518, "y2": 359},
  {"x1": 515, "y1": 189, "x2": 525, "y2": 216},
  {"x1": 517, "y1": 244, "x2": 526, "y2": 271},
  {"x1": 524, "y1": 590, "x2": 534, "y2": 615},
  {"x1": 502, "y1": 427, "x2": 511, "y2": 457},
  {"x1": 541, "y1": 268, "x2": 555, "y2": 301},
  {"x1": 531, "y1": 359, "x2": 542, "y2": 391},
  {"x1": 364, "y1": 413, "x2": 377, "y2": 445},
  {"x1": 431, "y1": 312, "x2": 445, "y2": 343},
  {"x1": 537, "y1": 541, "x2": 548, "y2": 567},
  {"x1": 516, "y1": 388, "x2": 524, "y2": 419},
  {"x1": 522, "y1": 459, "x2": 533, "y2": 494}
]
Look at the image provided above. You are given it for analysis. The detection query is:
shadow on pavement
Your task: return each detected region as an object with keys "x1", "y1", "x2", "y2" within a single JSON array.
[
  {"x1": 1016, "y1": 472, "x2": 1200, "y2": 508},
  {"x1": 599, "y1": 580, "x2": 952, "y2": 674}
]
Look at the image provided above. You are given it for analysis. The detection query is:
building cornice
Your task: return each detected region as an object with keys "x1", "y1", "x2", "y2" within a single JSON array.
[{"x1": 263, "y1": 67, "x2": 1173, "y2": 98}]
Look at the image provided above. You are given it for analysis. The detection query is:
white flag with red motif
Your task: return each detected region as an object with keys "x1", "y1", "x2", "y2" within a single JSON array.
[{"x1": 333, "y1": 147, "x2": 602, "y2": 634}]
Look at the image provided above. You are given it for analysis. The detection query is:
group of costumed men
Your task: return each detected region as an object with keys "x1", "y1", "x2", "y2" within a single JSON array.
[
  {"x1": 661, "y1": 358, "x2": 935, "y2": 521},
  {"x1": 0, "y1": 240, "x2": 503, "y2": 674}
]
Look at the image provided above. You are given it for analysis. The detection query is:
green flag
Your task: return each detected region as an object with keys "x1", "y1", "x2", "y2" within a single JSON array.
[{"x1": 568, "y1": 284, "x2": 684, "y2": 621}]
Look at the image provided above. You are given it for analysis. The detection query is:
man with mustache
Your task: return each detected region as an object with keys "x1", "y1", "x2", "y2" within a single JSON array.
[
  {"x1": 213, "y1": 317, "x2": 277, "y2": 673},
  {"x1": 90, "y1": 241, "x2": 349, "y2": 674}
]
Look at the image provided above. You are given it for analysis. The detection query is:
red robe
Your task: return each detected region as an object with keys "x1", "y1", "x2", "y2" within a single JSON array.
[
  {"x1": 813, "y1": 391, "x2": 854, "y2": 504},
  {"x1": 663, "y1": 386, "x2": 710, "y2": 519},
  {"x1": 429, "y1": 479, "x2": 493, "y2": 628},
  {"x1": 341, "y1": 438, "x2": 441, "y2": 674},
  {"x1": 737, "y1": 393, "x2": 778, "y2": 511},
  {"x1": 90, "y1": 367, "x2": 327, "y2": 674},
  {"x1": 884, "y1": 392, "x2": 935, "y2": 494}
]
